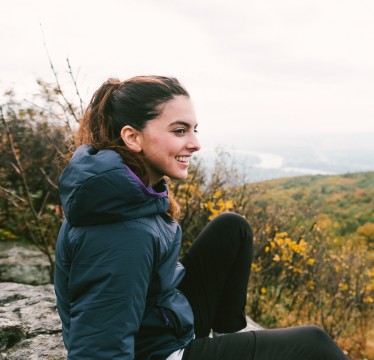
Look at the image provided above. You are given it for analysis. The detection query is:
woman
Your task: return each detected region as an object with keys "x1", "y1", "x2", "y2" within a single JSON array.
[{"x1": 54, "y1": 76, "x2": 349, "y2": 360}]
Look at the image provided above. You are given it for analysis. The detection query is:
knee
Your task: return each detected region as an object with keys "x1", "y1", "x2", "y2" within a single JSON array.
[
  {"x1": 305, "y1": 325, "x2": 329, "y2": 339},
  {"x1": 214, "y1": 212, "x2": 253, "y2": 244},
  {"x1": 302, "y1": 326, "x2": 334, "y2": 349}
]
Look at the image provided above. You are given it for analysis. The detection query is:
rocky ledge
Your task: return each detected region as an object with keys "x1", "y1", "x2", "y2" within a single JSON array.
[{"x1": 0, "y1": 282, "x2": 66, "y2": 360}]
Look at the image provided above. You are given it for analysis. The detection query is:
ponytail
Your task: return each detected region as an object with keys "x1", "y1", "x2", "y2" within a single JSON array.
[{"x1": 77, "y1": 78, "x2": 122, "y2": 146}]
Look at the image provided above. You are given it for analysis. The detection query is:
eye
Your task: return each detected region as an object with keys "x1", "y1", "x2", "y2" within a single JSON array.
[
  {"x1": 173, "y1": 128, "x2": 186, "y2": 135},
  {"x1": 194, "y1": 128, "x2": 199, "y2": 134}
]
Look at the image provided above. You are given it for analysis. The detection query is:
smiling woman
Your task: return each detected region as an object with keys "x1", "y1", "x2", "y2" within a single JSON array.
[
  {"x1": 75, "y1": 76, "x2": 192, "y2": 219},
  {"x1": 54, "y1": 75, "x2": 349, "y2": 360}
]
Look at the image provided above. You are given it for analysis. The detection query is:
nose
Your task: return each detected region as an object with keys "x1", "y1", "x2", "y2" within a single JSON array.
[{"x1": 187, "y1": 132, "x2": 201, "y2": 152}]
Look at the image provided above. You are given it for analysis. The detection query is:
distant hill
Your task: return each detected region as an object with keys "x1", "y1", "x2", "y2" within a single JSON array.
[{"x1": 249, "y1": 171, "x2": 374, "y2": 256}]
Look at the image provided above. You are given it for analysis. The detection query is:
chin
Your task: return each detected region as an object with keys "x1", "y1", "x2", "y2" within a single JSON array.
[{"x1": 169, "y1": 172, "x2": 188, "y2": 181}]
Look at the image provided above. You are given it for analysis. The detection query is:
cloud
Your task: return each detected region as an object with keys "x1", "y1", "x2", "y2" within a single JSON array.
[{"x1": 1, "y1": 0, "x2": 373, "y2": 140}]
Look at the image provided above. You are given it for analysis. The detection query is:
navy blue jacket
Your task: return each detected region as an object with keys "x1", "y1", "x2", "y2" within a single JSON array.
[{"x1": 54, "y1": 145, "x2": 194, "y2": 360}]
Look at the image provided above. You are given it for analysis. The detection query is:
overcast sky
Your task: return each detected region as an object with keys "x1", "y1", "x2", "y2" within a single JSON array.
[{"x1": 1, "y1": 0, "x2": 374, "y2": 148}]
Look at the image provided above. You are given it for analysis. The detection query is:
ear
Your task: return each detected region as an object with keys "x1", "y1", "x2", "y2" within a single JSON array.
[{"x1": 120, "y1": 125, "x2": 143, "y2": 152}]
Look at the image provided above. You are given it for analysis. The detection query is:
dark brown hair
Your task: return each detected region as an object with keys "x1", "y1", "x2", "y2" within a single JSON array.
[{"x1": 77, "y1": 75, "x2": 190, "y2": 220}]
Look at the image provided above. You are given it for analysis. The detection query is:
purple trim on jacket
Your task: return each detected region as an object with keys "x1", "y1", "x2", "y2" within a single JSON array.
[{"x1": 123, "y1": 164, "x2": 168, "y2": 198}]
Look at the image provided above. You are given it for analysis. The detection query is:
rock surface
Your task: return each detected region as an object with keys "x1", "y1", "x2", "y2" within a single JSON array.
[
  {"x1": 0, "y1": 242, "x2": 51, "y2": 285},
  {"x1": 0, "y1": 282, "x2": 66, "y2": 360},
  {"x1": 0, "y1": 282, "x2": 263, "y2": 359}
]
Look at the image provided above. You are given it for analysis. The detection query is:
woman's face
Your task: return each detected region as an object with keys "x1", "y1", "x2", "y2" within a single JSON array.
[{"x1": 139, "y1": 95, "x2": 201, "y2": 185}]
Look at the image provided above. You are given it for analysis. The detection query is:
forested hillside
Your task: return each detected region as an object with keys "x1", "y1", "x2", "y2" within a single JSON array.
[
  {"x1": 247, "y1": 172, "x2": 374, "y2": 359},
  {"x1": 251, "y1": 172, "x2": 374, "y2": 256}
]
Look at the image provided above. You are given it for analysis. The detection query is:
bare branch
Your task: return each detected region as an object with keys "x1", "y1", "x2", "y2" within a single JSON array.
[
  {"x1": 23, "y1": 99, "x2": 62, "y2": 122},
  {"x1": 37, "y1": 191, "x2": 50, "y2": 218},
  {"x1": 40, "y1": 23, "x2": 80, "y2": 124},
  {"x1": 0, "y1": 185, "x2": 27, "y2": 206},
  {"x1": 66, "y1": 58, "x2": 84, "y2": 116},
  {"x1": 39, "y1": 167, "x2": 58, "y2": 189},
  {"x1": 10, "y1": 162, "x2": 21, "y2": 174},
  {"x1": 1, "y1": 108, "x2": 38, "y2": 217}
]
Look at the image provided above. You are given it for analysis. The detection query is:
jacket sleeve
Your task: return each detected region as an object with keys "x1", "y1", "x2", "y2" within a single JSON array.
[{"x1": 66, "y1": 221, "x2": 159, "y2": 360}]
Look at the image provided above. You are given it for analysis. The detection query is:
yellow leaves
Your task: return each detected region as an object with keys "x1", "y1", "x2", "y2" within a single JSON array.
[
  {"x1": 339, "y1": 283, "x2": 349, "y2": 291},
  {"x1": 307, "y1": 258, "x2": 315, "y2": 266},
  {"x1": 268, "y1": 231, "x2": 312, "y2": 267},
  {"x1": 252, "y1": 228, "x2": 318, "y2": 280},
  {"x1": 260, "y1": 287, "x2": 267, "y2": 294},
  {"x1": 0, "y1": 229, "x2": 17, "y2": 240},
  {"x1": 204, "y1": 189, "x2": 235, "y2": 220},
  {"x1": 357, "y1": 222, "x2": 374, "y2": 242},
  {"x1": 251, "y1": 263, "x2": 260, "y2": 273},
  {"x1": 273, "y1": 254, "x2": 281, "y2": 262},
  {"x1": 214, "y1": 190, "x2": 222, "y2": 198},
  {"x1": 307, "y1": 280, "x2": 315, "y2": 289},
  {"x1": 264, "y1": 224, "x2": 271, "y2": 234},
  {"x1": 363, "y1": 296, "x2": 373, "y2": 304},
  {"x1": 275, "y1": 231, "x2": 288, "y2": 239},
  {"x1": 292, "y1": 266, "x2": 303, "y2": 274},
  {"x1": 225, "y1": 200, "x2": 234, "y2": 210}
]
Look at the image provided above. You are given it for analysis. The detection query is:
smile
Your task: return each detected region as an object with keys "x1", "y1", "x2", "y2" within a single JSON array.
[{"x1": 176, "y1": 156, "x2": 190, "y2": 163}]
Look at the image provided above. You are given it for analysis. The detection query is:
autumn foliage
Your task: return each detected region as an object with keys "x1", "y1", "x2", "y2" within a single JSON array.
[
  {"x1": 173, "y1": 158, "x2": 374, "y2": 359},
  {"x1": 1, "y1": 77, "x2": 373, "y2": 359}
]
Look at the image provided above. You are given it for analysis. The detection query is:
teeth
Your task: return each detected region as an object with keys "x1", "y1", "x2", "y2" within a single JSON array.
[{"x1": 176, "y1": 156, "x2": 189, "y2": 162}]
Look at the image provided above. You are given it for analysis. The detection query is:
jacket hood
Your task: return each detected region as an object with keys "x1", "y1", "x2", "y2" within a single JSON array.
[{"x1": 59, "y1": 145, "x2": 170, "y2": 226}]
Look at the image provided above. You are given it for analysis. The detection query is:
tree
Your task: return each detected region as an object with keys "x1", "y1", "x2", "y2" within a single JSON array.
[{"x1": 0, "y1": 60, "x2": 82, "y2": 281}]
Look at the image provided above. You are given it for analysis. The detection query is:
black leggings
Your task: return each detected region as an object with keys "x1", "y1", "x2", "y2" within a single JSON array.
[{"x1": 179, "y1": 213, "x2": 349, "y2": 360}]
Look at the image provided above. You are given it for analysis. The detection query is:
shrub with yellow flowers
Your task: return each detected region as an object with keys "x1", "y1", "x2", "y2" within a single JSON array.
[{"x1": 175, "y1": 155, "x2": 373, "y2": 360}]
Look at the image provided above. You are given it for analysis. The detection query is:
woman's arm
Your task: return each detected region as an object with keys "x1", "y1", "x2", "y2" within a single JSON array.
[{"x1": 66, "y1": 221, "x2": 158, "y2": 360}]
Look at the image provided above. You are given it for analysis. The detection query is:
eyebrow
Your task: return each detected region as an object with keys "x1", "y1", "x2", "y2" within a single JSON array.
[{"x1": 168, "y1": 121, "x2": 198, "y2": 128}]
